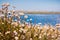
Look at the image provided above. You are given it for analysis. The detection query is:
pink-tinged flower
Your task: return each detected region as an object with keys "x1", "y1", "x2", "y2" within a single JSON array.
[
  {"x1": 13, "y1": 30, "x2": 18, "y2": 35},
  {"x1": 8, "y1": 21, "x2": 11, "y2": 23},
  {"x1": 56, "y1": 24, "x2": 60, "y2": 28},
  {"x1": 23, "y1": 29, "x2": 27, "y2": 33},
  {"x1": 51, "y1": 35, "x2": 55, "y2": 38},
  {"x1": 0, "y1": 14, "x2": 4, "y2": 17},
  {"x1": 21, "y1": 24, "x2": 25, "y2": 27},
  {"x1": 12, "y1": 10, "x2": 15, "y2": 12},
  {"x1": 30, "y1": 38, "x2": 33, "y2": 40},
  {"x1": 58, "y1": 35, "x2": 60, "y2": 37}
]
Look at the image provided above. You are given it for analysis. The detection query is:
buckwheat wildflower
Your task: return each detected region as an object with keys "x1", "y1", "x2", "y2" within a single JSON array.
[
  {"x1": 21, "y1": 35, "x2": 25, "y2": 40},
  {"x1": 2, "y1": 22, "x2": 4, "y2": 24},
  {"x1": 5, "y1": 31, "x2": 10, "y2": 34},
  {"x1": 51, "y1": 35, "x2": 55, "y2": 38},
  {"x1": 34, "y1": 33, "x2": 38, "y2": 37},
  {"x1": 0, "y1": 32, "x2": 2, "y2": 35},
  {"x1": 15, "y1": 36, "x2": 18, "y2": 40},
  {"x1": 39, "y1": 35, "x2": 42, "y2": 39}
]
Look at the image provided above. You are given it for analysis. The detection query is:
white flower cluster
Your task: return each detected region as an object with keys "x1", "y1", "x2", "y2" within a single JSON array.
[{"x1": 0, "y1": 19, "x2": 60, "y2": 40}]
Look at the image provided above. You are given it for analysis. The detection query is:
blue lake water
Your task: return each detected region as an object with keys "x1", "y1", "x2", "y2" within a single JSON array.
[
  {"x1": 20, "y1": 14, "x2": 60, "y2": 26},
  {"x1": 11, "y1": 13, "x2": 60, "y2": 26}
]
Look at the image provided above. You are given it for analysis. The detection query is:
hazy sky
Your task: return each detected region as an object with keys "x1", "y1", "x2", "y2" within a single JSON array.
[{"x1": 0, "y1": 0, "x2": 60, "y2": 12}]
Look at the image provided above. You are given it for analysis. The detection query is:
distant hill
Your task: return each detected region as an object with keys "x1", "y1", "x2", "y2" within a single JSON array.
[{"x1": 0, "y1": 9, "x2": 60, "y2": 14}]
